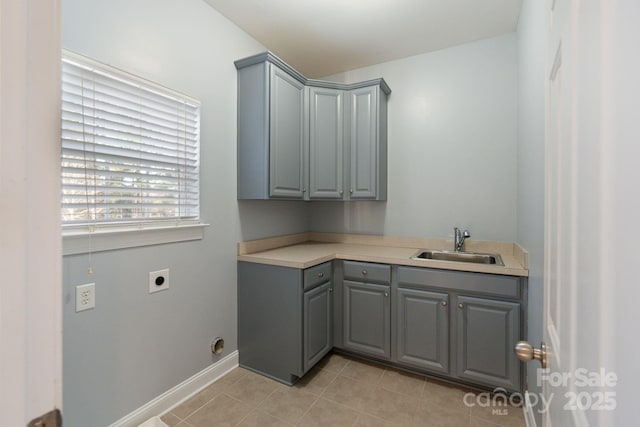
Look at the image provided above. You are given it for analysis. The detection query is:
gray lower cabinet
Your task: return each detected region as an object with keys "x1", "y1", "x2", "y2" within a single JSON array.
[
  {"x1": 394, "y1": 266, "x2": 524, "y2": 392},
  {"x1": 456, "y1": 295, "x2": 521, "y2": 390},
  {"x1": 396, "y1": 287, "x2": 449, "y2": 374},
  {"x1": 239, "y1": 258, "x2": 524, "y2": 392},
  {"x1": 304, "y1": 281, "x2": 333, "y2": 372},
  {"x1": 238, "y1": 261, "x2": 332, "y2": 385},
  {"x1": 341, "y1": 261, "x2": 392, "y2": 359},
  {"x1": 343, "y1": 280, "x2": 391, "y2": 359}
]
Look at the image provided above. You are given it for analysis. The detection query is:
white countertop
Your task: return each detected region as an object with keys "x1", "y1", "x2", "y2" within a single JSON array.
[{"x1": 237, "y1": 233, "x2": 528, "y2": 277}]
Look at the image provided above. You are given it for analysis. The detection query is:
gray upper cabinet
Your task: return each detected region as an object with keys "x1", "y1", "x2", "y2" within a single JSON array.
[
  {"x1": 236, "y1": 52, "x2": 390, "y2": 201},
  {"x1": 236, "y1": 57, "x2": 306, "y2": 200},
  {"x1": 269, "y1": 66, "x2": 306, "y2": 198},
  {"x1": 348, "y1": 86, "x2": 387, "y2": 200},
  {"x1": 308, "y1": 87, "x2": 344, "y2": 199},
  {"x1": 309, "y1": 84, "x2": 389, "y2": 201}
]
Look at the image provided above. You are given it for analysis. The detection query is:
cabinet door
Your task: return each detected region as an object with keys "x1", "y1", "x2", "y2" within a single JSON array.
[
  {"x1": 396, "y1": 288, "x2": 449, "y2": 374},
  {"x1": 269, "y1": 65, "x2": 305, "y2": 198},
  {"x1": 348, "y1": 86, "x2": 378, "y2": 199},
  {"x1": 343, "y1": 280, "x2": 390, "y2": 359},
  {"x1": 303, "y1": 281, "x2": 333, "y2": 373},
  {"x1": 309, "y1": 87, "x2": 344, "y2": 199},
  {"x1": 456, "y1": 296, "x2": 521, "y2": 390}
]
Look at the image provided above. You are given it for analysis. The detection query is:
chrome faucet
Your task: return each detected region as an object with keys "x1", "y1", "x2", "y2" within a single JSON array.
[{"x1": 454, "y1": 227, "x2": 471, "y2": 252}]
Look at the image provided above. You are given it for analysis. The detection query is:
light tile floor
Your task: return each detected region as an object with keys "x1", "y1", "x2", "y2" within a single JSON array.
[{"x1": 160, "y1": 353, "x2": 525, "y2": 427}]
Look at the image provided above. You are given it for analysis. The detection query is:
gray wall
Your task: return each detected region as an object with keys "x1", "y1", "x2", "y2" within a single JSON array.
[
  {"x1": 516, "y1": 0, "x2": 545, "y2": 423},
  {"x1": 311, "y1": 34, "x2": 518, "y2": 242},
  {"x1": 62, "y1": 1, "x2": 308, "y2": 426}
]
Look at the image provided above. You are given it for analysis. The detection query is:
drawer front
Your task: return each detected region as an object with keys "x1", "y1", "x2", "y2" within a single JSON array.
[
  {"x1": 343, "y1": 261, "x2": 391, "y2": 284},
  {"x1": 397, "y1": 266, "x2": 521, "y2": 299},
  {"x1": 304, "y1": 262, "x2": 332, "y2": 291}
]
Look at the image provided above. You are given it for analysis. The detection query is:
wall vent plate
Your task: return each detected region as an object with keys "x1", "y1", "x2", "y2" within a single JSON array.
[{"x1": 149, "y1": 269, "x2": 170, "y2": 294}]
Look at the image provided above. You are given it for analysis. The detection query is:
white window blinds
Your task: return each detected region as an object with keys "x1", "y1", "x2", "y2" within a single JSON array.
[{"x1": 61, "y1": 52, "x2": 201, "y2": 226}]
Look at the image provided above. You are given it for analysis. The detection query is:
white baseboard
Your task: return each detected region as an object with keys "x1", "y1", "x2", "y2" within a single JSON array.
[
  {"x1": 109, "y1": 351, "x2": 239, "y2": 427},
  {"x1": 523, "y1": 391, "x2": 537, "y2": 427}
]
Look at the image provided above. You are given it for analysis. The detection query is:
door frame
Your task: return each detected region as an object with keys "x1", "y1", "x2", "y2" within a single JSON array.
[{"x1": 0, "y1": 0, "x2": 62, "y2": 424}]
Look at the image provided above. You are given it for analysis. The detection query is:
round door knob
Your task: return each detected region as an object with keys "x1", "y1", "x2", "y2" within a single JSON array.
[
  {"x1": 362, "y1": 270, "x2": 367, "y2": 275},
  {"x1": 329, "y1": 288, "x2": 333, "y2": 293},
  {"x1": 441, "y1": 301, "x2": 447, "y2": 306},
  {"x1": 350, "y1": 189, "x2": 353, "y2": 193},
  {"x1": 339, "y1": 190, "x2": 344, "y2": 195},
  {"x1": 458, "y1": 303, "x2": 464, "y2": 309},
  {"x1": 318, "y1": 272, "x2": 324, "y2": 278},
  {"x1": 514, "y1": 341, "x2": 547, "y2": 368},
  {"x1": 384, "y1": 292, "x2": 389, "y2": 297}
]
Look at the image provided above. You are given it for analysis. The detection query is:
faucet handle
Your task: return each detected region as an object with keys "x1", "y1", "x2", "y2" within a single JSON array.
[{"x1": 453, "y1": 228, "x2": 470, "y2": 252}]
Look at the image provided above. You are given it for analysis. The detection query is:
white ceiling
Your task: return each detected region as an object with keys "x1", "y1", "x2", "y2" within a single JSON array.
[{"x1": 203, "y1": 0, "x2": 523, "y2": 78}]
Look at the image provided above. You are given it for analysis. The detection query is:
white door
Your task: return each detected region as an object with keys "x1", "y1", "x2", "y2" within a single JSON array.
[
  {"x1": 0, "y1": 0, "x2": 62, "y2": 425},
  {"x1": 540, "y1": 1, "x2": 638, "y2": 426},
  {"x1": 543, "y1": 0, "x2": 579, "y2": 423}
]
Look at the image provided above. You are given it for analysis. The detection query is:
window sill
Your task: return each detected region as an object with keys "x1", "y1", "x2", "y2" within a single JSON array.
[{"x1": 62, "y1": 223, "x2": 209, "y2": 256}]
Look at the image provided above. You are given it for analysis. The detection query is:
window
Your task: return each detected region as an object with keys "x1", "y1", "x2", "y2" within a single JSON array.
[{"x1": 61, "y1": 51, "x2": 201, "y2": 229}]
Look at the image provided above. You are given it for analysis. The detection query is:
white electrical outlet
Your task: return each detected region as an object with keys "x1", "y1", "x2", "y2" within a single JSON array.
[
  {"x1": 149, "y1": 269, "x2": 170, "y2": 294},
  {"x1": 76, "y1": 283, "x2": 95, "y2": 312}
]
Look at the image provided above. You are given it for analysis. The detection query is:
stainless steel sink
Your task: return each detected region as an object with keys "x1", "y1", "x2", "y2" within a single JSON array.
[{"x1": 411, "y1": 249, "x2": 504, "y2": 266}]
